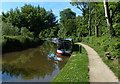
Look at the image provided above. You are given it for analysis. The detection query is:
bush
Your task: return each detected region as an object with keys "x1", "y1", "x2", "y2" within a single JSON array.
[
  {"x1": 20, "y1": 27, "x2": 34, "y2": 38},
  {"x1": 2, "y1": 22, "x2": 19, "y2": 36},
  {"x1": 2, "y1": 35, "x2": 42, "y2": 53},
  {"x1": 82, "y1": 36, "x2": 119, "y2": 59}
]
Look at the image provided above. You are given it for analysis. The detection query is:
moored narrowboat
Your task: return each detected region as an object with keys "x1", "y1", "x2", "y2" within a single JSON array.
[{"x1": 56, "y1": 38, "x2": 73, "y2": 57}]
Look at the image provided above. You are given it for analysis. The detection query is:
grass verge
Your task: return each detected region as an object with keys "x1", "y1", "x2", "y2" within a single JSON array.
[{"x1": 51, "y1": 45, "x2": 89, "y2": 82}]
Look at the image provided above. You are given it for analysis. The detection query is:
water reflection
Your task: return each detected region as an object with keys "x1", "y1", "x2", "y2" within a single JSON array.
[{"x1": 2, "y1": 41, "x2": 69, "y2": 82}]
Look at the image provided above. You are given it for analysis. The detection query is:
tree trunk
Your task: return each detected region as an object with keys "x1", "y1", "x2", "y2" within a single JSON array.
[
  {"x1": 88, "y1": 6, "x2": 91, "y2": 36},
  {"x1": 103, "y1": 0, "x2": 114, "y2": 37},
  {"x1": 95, "y1": 25, "x2": 99, "y2": 37},
  {"x1": 95, "y1": 16, "x2": 100, "y2": 37}
]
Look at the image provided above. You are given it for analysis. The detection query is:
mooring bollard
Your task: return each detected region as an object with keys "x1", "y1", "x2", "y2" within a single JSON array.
[{"x1": 79, "y1": 45, "x2": 82, "y2": 53}]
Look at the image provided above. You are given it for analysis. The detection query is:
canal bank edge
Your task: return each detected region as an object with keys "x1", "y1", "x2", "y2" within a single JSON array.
[
  {"x1": 2, "y1": 36, "x2": 44, "y2": 54},
  {"x1": 51, "y1": 44, "x2": 89, "y2": 82}
]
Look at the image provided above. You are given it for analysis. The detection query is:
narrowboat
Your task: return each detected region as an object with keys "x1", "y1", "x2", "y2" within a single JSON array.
[{"x1": 56, "y1": 38, "x2": 73, "y2": 59}]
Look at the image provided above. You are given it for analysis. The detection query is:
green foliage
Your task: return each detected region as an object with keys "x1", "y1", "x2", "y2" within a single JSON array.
[
  {"x1": 76, "y1": 15, "x2": 88, "y2": 37},
  {"x1": 58, "y1": 8, "x2": 76, "y2": 38},
  {"x1": 2, "y1": 4, "x2": 58, "y2": 52},
  {"x1": 69, "y1": 2, "x2": 119, "y2": 37},
  {"x1": 113, "y1": 23, "x2": 120, "y2": 36},
  {"x1": 112, "y1": 2, "x2": 120, "y2": 36},
  {"x1": 2, "y1": 22, "x2": 19, "y2": 36},
  {"x1": 82, "y1": 36, "x2": 119, "y2": 79},
  {"x1": 2, "y1": 35, "x2": 33, "y2": 44},
  {"x1": 2, "y1": 35, "x2": 42, "y2": 53},
  {"x1": 2, "y1": 2, "x2": 119, "y2": 39},
  {"x1": 82, "y1": 36, "x2": 120, "y2": 58},
  {"x1": 39, "y1": 25, "x2": 59, "y2": 39},
  {"x1": 60, "y1": 8, "x2": 76, "y2": 22},
  {"x1": 2, "y1": 4, "x2": 57, "y2": 37},
  {"x1": 20, "y1": 27, "x2": 33, "y2": 37},
  {"x1": 70, "y1": 2, "x2": 88, "y2": 16},
  {"x1": 58, "y1": 19, "x2": 76, "y2": 37}
]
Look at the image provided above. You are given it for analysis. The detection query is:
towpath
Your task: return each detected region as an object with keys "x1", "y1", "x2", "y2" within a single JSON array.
[{"x1": 76, "y1": 43, "x2": 118, "y2": 82}]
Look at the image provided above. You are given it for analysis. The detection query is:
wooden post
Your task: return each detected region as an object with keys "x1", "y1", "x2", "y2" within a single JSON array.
[{"x1": 79, "y1": 45, "x2": 82, "y2": 53}]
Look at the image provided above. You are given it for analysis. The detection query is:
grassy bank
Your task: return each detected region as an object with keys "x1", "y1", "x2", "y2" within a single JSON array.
[
  {"x1": 82, "y1": 36, "x2": 119, "y2": 79},
  {"x1": 52, "y1": 44, "x2": 89, "y2": 82},
  {"x1": 2, "y1": 35, "x2": 44, "y2": 53}
]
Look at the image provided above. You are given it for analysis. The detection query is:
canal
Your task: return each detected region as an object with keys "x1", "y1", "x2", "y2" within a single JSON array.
[{"x1": 2, "y1": 41, "x2": 69, "y2": 82}]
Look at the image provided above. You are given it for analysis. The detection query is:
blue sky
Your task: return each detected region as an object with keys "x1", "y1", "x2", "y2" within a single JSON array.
[{"x1": 1, "y1": 2, "x2": 82, "y2": 20}]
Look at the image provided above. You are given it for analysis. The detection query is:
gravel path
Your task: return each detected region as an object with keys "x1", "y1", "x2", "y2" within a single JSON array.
[{"x1": 77, "y1": 43, "x2": 118, "y2": 82}]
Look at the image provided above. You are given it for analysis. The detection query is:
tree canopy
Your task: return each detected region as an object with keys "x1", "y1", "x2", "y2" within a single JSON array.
[
  {"x1": 2, "y1": 4, "x2": 57, "y2": 37},
  {"x1": 2, "y1": 2, "x2": 120, "y2": 39}
]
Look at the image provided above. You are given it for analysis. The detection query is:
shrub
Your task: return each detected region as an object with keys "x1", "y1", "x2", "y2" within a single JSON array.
[
  {"x1": 20, "y1": 27, "x2": 34, "y2": 38},
  {"x1": 2, "y1": 22, "x2": 19, "y2": 36}
]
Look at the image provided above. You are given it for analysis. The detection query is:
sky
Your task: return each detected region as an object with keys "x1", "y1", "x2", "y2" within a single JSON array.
[{"x1": 1, "y1": 2, "x2": 82, "y2": 20}]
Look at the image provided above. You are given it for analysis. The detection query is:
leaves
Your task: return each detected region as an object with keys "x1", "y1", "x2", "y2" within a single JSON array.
[{"x1": 2, "y1": 4, "x2": 57, "y2": 37}]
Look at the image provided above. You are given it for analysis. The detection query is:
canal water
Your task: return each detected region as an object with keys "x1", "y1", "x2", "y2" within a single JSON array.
[{"x1": 2, "y1": 41, "x2": 69, "y2": 82}]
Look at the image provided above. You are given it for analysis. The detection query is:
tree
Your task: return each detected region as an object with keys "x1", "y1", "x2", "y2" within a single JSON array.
[
  {"x1": 70, "y1": 1, "x2": 88, "y2": 16},
  {"x1": 103, "y1": 0, "x2": 116, "y2": 37},
  {"x1": 88, "y1": 2, "x2": 105, "y2": 37},
  {"x1": 70, "y1": 2, "x2": 93, "y2": 36},
  {"x1": 76, "y1": 15, "x2": 88, "y2": 37},
  {"x1": 2, "y1": 4, "x2": 57, "y2": 37},
  {"x1": 87, "y1": 3, "x2": 92, "y2": 36},
  {"x1": 60, "y1": 8, "x2": 76, "y2": 23},
  {"x1": 109, "y1": 2, "x2": 120, "y2": 37},
  {"x1": 58, "y1": 8, "x2": 76, "y2": 38}
]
